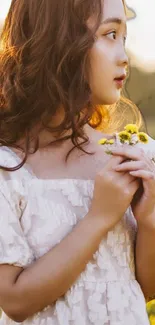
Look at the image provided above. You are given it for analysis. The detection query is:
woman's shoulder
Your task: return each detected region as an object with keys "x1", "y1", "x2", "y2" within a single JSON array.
[
  {"x1": 0, "y1": 145, "x2": 17, "y2": 168},
  {"x1": 0, "y1": 146, "x2": 18, "y2": 181},
  {"x1": 0, "y1": 145, "x2": 29, "y2": 179},
  {"x1": 0, "y1": 146, "x2": 26, "y2": 198}
]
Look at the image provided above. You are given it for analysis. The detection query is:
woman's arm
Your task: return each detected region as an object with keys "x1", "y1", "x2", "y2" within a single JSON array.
[
  {"x1": 0, "y1": 213, "x2": 106, "y2": 322},
  {"x1": 135, "y1": 219, "x2": 155, "y2": 299},
  {"x1": 110, "y1": 145, "x2": 155, "y2": 299}
]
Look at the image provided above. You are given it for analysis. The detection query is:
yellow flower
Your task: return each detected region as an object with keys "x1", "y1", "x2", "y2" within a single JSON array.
[
  {"x1": 124, "y1": 124, "x2": 139, "y2": 134},
  {"x1": 106, "y1": 139, "x2": 115, "y2": 145},
  {"x1": 118, "y1": 131, "x2": 131, "y2": 143},
  {"x1": 98, "y1": 138, "x2": 107, "y2": 145},
  {"x1": 98, "y1": 124, "x2": 149, "y2": 148},
  {"x1": 149, "y1": 315, "x2": 155, "y2": 325},
  {"x1": 138, "y1": 132, "x2": 149, "y2": 144}
]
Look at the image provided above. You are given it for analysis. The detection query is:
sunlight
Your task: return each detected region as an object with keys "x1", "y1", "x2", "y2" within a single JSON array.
[
  {"x1": 0, "y1": 0, "x2": 11, "y2": 21},
  {"x1": 126, "y1": 0, "x2": 155, "y2": 71}
]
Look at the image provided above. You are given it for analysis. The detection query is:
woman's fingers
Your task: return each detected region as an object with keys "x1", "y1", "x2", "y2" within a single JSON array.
[
  {"x1": 129, "y1": 170, "x2": 155, "y2": 180},
  {"x1": 114, "y1": 160, "x2": 145, "y2": 172},
  {"x1": 111, "y1": 146, "x2": 155, "y2": 177},
  {"x1": 111, "y1": 146, "x2": 144, "y2": 161},
  {"x1": 113, "y1": 157, "x2": 155, "y2": 180}
]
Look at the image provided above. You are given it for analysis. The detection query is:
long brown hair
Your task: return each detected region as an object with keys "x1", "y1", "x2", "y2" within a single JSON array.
[{"x1": 0, "y1": 0, "x2": 142, "y2": 172}]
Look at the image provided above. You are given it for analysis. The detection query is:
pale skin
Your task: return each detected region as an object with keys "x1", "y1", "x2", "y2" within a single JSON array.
[{"x1": 0, "y1": 0, "x2": 154, "y2": 322}]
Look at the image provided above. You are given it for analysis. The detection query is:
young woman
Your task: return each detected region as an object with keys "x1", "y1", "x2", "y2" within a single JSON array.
[{"x1": 0, "y1": 0, "x2": 155, "y2": 324}]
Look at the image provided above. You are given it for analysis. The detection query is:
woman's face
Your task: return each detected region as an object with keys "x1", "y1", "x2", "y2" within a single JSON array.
[{"x1": 89, "y1": 0, "x2": 128, "y2": 105}]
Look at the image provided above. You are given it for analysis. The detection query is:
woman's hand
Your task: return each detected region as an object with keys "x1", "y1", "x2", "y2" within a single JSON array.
[
  {"x1": 89, "y1": 154, "x2": 139, "y2": 233},
  {"x1": 111, "y1": 146, "x2": 155, "y2": 228}
]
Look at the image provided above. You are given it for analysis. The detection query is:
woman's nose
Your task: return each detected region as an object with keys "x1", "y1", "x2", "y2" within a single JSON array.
[{"x1": 118, "y1": 47, "x2": 129, "y2": 67}]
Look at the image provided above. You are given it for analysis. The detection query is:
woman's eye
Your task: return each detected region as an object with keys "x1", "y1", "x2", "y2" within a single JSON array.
[{"x1": 106, "y1": 31, "x2": 116, "y2": 40}]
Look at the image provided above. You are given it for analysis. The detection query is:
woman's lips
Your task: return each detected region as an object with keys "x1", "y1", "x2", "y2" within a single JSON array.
[{"x1": 114, "y1": 75, "x2": 126, "y2": 88}]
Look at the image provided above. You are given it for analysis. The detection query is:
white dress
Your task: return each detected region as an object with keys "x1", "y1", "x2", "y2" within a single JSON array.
[{"x1": 0, "y1": 137, "x2": 155, "y2": 325}]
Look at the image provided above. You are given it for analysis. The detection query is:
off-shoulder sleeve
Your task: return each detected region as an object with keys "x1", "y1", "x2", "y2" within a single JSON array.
[{"x1": 0, "y1": 181, "x2": 34, "y2": 268}]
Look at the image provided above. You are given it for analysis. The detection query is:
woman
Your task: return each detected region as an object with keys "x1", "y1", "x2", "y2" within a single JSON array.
[{"x1": 0, "y1": 0, "x2": 155, "y2": 324}]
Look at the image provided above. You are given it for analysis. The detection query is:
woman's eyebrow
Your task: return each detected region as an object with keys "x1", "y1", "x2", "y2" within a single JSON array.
[{"x1": 101, "y1": 17, "x2": 127, "y2": 32}]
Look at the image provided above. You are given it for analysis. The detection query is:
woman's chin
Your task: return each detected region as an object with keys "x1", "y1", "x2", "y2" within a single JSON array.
[
  {"x1": 105, "y1": 92, "x2": 121, "y2": 105},
  {"x1": 101, "y1": 96, "x2": 120, "y2": 106},
  {"x1": 92, "y1": 91, "x2": 121, "y2": 106}
]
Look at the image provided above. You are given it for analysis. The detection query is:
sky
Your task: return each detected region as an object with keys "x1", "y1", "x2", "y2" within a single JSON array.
[
  {"x1": 0, "y1": 0, "x2": 155, "y2": 71},
  {"x1": 126, "y1": 0, "x2": 155, "y2": 71},
  {"x1": 0, "y1": 0, "x2": 11, "y2": 21}
]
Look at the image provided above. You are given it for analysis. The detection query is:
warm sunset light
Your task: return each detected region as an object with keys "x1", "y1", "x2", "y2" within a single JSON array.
[{"x1": 0, "y1": 0, "x2": 11, "y2": 21}]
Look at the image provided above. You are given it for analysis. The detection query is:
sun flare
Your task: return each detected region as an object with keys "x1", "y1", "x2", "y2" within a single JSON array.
[{"x1": 0, "y1": 0, "x2": 11, "y2": 21}]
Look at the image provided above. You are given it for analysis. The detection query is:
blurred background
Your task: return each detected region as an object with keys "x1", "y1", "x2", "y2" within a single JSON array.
[
  {"x1": 125, "y1": 0, "x2": 155, "y2": 139},
  {"x1": 0, "y1": 0, "x2": 155, "y2": 138},
  {"x1": 0, "y1": 0, "x2": 155, "y2": 324}
]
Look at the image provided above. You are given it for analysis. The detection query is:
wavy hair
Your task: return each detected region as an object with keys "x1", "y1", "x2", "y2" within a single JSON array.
[{"x1": 0, "y1": 0, "x2": 142, "y2": 171}]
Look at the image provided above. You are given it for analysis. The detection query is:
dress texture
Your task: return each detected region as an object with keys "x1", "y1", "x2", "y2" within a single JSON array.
[{"x1": 0, "y1": 137, "x2": 155, "y2": 325}]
